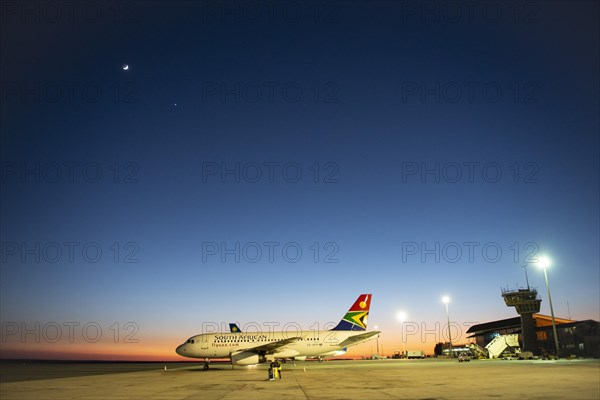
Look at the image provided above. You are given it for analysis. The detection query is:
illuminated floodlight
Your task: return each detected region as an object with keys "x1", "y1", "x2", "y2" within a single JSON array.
[
  {"x1": 397, "y1": 311, "x2": 407, "y2": 322},
  {"x1": 537, "y1": 256, "x2": 551, "y2": 269}
]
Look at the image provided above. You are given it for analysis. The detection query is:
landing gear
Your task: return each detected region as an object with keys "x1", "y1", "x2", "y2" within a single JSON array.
[
  {"x1": 203, "y1": 358, "x2": 210, "y2": 370},
  {"x1": 318, "y1": 357, "x2": 324, "y2": 363}
]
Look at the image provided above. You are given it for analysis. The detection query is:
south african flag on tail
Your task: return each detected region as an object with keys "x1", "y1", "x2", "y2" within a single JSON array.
[{"x1": 331, "y1": 294, "x2": 371, "y2": 331}]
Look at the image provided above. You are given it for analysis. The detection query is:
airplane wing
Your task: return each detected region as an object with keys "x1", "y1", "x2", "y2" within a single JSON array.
[
  {"x1": 337, "y1": 331, "x2": 380, "y2": 348},
  {"x1": 241, "y1": 337, "x2": 303, "y2": 353}
]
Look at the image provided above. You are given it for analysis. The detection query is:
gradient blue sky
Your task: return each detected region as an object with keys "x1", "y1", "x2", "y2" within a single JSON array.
[{"x1": 1, "y1": 1, "x2": 598, "y2": 359}]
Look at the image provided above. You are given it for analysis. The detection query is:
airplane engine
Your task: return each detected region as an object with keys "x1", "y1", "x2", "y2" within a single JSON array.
[{"x1": 231, "y1": 351, "x2": 266, "y2": 365}]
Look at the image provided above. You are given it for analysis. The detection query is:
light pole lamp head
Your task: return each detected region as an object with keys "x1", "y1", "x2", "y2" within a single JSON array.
[
  {"x1": 537, "y1": 256, "x2": 551, "y2": 269},
  {"x1": 397, "y1": 311, "x2": 407, "y2": 322},
  {"x1": 442, "y1": 296, "x2": 450, "y2": 304}
]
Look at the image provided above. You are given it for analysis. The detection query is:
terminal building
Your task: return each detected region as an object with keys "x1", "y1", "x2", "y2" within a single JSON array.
[
  {"x1": 434, "y1": 287, "x2": 599, "y2": 358},
  {"x1": 466, "y1": 314, "x2": 600, "y2": 358}
]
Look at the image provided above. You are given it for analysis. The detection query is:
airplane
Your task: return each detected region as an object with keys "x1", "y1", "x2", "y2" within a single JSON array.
[{"x1": 175, "y1": 294, "x2": 379, "y2": 369}]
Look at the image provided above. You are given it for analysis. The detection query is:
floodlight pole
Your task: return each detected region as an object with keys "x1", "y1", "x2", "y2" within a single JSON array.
[
  {"x1": 401, "y1": 321, "x2": 406, "y2": 354},
  {"x1": 542, "y1": 266, "x2": 560, "y2": 357},
  {"x1": 444, "y1": 301, "x2": 453, "y2": 357},
  {"x1": 374, "y1": 326, "x2": 379, "y2": 355}
]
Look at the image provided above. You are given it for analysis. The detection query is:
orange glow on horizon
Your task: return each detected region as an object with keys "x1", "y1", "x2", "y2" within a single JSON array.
[{"x1": 1, "y1": 336, "x2": 450, "y2": 361}]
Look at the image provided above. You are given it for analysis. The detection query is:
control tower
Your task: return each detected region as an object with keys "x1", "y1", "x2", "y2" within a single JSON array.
[{"x1": 502, "y1": 288, "x2": 541, "y2": 354}]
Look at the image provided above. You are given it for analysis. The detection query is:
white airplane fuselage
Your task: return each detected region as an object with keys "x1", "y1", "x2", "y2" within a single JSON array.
[{"x1": 176, "y1": 330, "x2": 370, "y2": 363}]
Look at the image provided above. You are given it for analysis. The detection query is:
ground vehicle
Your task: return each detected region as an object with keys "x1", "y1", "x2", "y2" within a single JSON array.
[
  {"x1": 518, "y1": 351, "x2": 534, "y2": 360},
  {"x1": 458, "y1": 353, "x2": 471, "y2": 362},
  {"x1": 405, "y1": 351, "x2": 425, "y2": 359}
]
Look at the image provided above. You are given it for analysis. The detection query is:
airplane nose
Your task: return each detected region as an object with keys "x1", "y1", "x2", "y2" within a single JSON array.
[{"x1": 176, "y1": 344, "x2": 185, "y2": 356}]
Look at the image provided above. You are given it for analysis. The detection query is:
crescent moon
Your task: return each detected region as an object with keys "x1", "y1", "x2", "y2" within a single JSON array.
[{"x1": 122, "y1": 64, "x2": 129, "y2": 70}]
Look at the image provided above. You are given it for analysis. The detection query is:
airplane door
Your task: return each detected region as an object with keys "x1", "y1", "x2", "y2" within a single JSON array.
[{"x1": 201, "y1": 335, "x2": 209, "y2": 349}]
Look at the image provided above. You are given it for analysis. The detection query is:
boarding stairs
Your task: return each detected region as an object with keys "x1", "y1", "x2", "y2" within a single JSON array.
[
  {"x1": 468, "y1": 343, "x2": 489, "y2": 359},
  {"x1": 485, "y1": 334, "x2": 520, "y2": 358}
]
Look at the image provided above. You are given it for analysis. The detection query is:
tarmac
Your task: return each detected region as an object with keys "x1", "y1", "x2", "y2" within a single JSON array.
[{"x1": 1, "y1": 358, "x2": 599, "y2": 399}]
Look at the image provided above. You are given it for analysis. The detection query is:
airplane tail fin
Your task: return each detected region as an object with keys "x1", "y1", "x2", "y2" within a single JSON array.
[
  {"x1": 331, "y1": 294, "x2": 371, "y2": 331},
  {"x1": 229, "y1": 323, "x2": 242, "y2": 333}
]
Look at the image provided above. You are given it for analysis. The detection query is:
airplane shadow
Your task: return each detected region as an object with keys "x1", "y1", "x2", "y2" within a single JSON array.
[{"x1": 185, "y1": 367, "x2": 256, "y2": 372}]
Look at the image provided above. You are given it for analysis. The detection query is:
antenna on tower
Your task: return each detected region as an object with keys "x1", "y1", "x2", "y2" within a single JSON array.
[{"x1": 522, "y1": 263, "x2": 530, "y2": 289}]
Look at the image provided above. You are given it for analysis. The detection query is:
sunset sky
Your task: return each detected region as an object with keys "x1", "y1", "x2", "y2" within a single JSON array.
[{"x1": 1, "y1": 1, "x2": 598, "y2": 360}]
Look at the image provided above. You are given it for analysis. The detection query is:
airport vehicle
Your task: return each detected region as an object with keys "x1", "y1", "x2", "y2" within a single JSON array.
[
  {"x1": 405, "y1": 350, "x2": 426, "y2": 359},
  {"x1": 458, "y1": 353, "x2": 471, "y2": 362},
  {"x1": 518, "y1": 351, "x2": 534, "y2": 360},
  {"x1": 176, "y1": 294, "x2": 380, "y2": 369}
]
